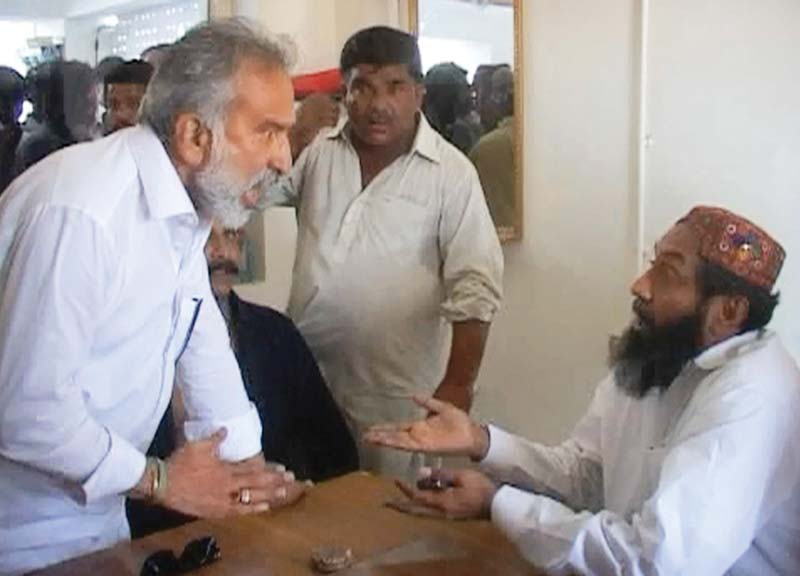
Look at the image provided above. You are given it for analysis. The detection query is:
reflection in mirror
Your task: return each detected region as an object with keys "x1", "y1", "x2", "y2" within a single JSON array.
[{"x1": 411, "y1": 0, "x2": 522, "y2": 242}]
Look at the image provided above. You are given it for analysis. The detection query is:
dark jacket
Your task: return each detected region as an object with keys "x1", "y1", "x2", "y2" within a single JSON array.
[{"x1": 127, "y1": 293, "x2": 358, "y2": 538}]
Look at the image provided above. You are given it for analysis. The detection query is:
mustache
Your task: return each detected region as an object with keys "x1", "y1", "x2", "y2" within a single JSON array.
[
  {"x1": 367, "y1": 111, "x2": 393, "y2": 124},
  {"x1": 209, "y1": 261, "x2": 239, "y2": 275},
  {"x1": 632, "y1": 298, "x2": 653, "y2": 325},
  {"x1": 609, "y1": 311, "x2": 702, "y2": 398},
  {"x1": 253, "y1": 168, "x2": 281, "y2": 189},
  {"x1": 251, "y1": 169, "x2": 283, "y2": 210}
]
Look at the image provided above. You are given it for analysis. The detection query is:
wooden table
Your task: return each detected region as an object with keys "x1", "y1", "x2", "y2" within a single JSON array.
[{"x1": 34, "y1": 472, "x2": 544, "y2": 575}]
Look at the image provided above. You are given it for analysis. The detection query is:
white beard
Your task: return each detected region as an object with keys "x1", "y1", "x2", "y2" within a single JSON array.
[{"x1": 191, "y1": 135, "x2": 279, "y2": 229}]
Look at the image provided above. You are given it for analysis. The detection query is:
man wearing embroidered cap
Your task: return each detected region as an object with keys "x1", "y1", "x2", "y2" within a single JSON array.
[{"x1": 366, "y1": 206, "x2": 800, "y2": 575}]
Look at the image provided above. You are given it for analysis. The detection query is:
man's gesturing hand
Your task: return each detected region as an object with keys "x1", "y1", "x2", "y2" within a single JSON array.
[{"x1": 363, "y1": 395, "x2": 490, "y2": 460}]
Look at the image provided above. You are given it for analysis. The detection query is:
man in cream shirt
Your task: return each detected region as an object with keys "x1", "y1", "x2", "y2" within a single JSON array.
[
  {"x1": 269, "y1": 27, "x2": 503, "y2": 475},
  {"x1": 0, "y1": 21, "x2": 305, "y2": 574}
]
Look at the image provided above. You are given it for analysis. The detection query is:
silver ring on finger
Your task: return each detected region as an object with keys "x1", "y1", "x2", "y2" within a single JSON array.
[{"x1": 238, "y1": 487, "x2": 252, "y2": 505}]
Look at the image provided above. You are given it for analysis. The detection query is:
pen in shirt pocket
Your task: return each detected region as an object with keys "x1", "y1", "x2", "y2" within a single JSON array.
[{"x1": 177, "y1": 297, "x2": 203, "y2": 361}]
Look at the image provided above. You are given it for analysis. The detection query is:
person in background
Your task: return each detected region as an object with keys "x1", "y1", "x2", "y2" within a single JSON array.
[
  {"x1": 473, "y1": 63, "x2": 510, "y2": 133},
  {"x1": 367, "y1": 206, "x2": 800, "y2": 575},
  {"x1": 94, "y1": 55, "x2": 124, "y2": 130},
  {"x1": 289, "y1": 92, "x2": 341, "y2": 160},
  {"x1": 14, "y1": 60, "x2": 98, "y2": 175},
  {"x1": 470, "y1": 67, "x2": 515, "y2": 229},
  {"x1": 288, "y1": 69, "x2": 348, "y2": 159},
  {"x1": 95, "y1": 55, "x2": 124, "y2": 88},
  {"x1": 422, "y1": 62, "x2": 482, "y2": 154},
  {"x1": 21, "y1": 63, "x2": 49, "y2": 134},
  {"x1": 267, "y1": 26, "x2": 503, "y2": 476},
  {"x1": 0, "y1": 20, "x2": 305, "y2": 574},
  {"x1": 0, "y1": 66, "x2": 24, "y2": 193},
  {"x1": 103, "y1": 59, "x2": 154, "y2": 134}
]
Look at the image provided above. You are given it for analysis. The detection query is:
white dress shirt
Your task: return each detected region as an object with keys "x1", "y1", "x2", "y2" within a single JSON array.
[
  {"x1": 0, "y1": 126, "x2": 261, "y2": 575},
  {"x1": 268, "y1": 116, "x2": 503, "y2": 474},
  {"x1": 482, "y1": 330, "x2": 800, "y2": 575}
]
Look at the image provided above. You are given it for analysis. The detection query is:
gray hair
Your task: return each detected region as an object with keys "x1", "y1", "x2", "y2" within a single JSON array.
[{"x1": 139, "y1": 18, "x2": 293, "y2": 145}]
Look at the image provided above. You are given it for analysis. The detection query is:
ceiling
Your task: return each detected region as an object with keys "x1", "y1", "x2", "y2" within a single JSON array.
[{"x1": 0, "y1": 0, "x2": 178, "y2": 20}]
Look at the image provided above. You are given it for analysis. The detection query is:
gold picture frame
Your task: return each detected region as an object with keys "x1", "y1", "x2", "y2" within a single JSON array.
[{"x1": 408, "y1": 0, "x2": 524, "y2": 243}]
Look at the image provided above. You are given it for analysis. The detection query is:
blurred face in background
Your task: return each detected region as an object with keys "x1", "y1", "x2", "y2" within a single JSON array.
[
  {"x1": 63, "y1": 65, "x2": 99, "y2": 140},
  {"x1": 104, "y1": 82, "x2": 147, "y2": 133}
]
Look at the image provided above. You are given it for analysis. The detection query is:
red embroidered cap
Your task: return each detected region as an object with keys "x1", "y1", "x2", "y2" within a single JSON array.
[{"x1": 679, "y1": 206, "x2": 785, "y2": 291}]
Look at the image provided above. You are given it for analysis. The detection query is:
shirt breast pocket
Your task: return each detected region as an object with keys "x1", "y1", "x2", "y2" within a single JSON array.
[
  {"x1": 376, "y1": 194, "x2": 435, "y2": 255},
  {"x1": 173, "y1": 296, "x2": 203, "y2": 363},
  {"x1": 385, "y1": 184, "x2": 430, "y2": 207}
]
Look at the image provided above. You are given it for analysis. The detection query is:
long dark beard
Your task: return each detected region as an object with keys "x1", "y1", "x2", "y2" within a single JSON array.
[{"x1": 609, "y1": 312, "x2": 703, "y2": 398}]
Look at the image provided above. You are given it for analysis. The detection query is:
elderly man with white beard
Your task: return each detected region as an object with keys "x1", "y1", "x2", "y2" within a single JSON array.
[{"x1": 0, "y1": 20, "x2": 306, "y2": 575}]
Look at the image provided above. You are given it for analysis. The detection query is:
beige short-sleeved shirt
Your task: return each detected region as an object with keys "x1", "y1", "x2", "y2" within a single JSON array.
[{"x1": 269, "y1": 116, "x2": 503, "y2": 474}]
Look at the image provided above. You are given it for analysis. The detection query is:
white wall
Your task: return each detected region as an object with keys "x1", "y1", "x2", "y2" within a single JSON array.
[
  {"x1": 65, "y1": 1, "x2": 203, "y2": 64},
  {"x1": 64, "y1": 16, "x2": 98, "y2": 63},
  {"x1": 238, "y1": 0, "x2": 400, "y2": 73},
  {"x1": 0, "y1": 19, "x2": 64, "y2": 73},
  {"x1": 472, "y1": 0, "x2": 641, "y2": 441},
  {"x1": 0, "y1": 0, "x2": 201, "y2": 19},
  {"x1": 642, "y1": 0, "x2": 800, "y2": 361},
  {"x1": 476, "y1": 0, "x2": 800, "y2": 441},
  {"x1": 235, "y1": 0, "x2": 800, "y2": 444}
]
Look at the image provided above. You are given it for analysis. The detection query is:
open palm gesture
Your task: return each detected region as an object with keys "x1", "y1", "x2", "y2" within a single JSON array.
[{"x1": 364, "y1": 395, "x2": 487, "y2": 459}]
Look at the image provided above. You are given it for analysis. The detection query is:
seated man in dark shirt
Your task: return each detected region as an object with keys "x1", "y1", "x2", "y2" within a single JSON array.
[
  {"x1": 128, "y1": 223, "x2": 358, "y2": 537},
  {"x1": 205, "y1": 222, "x2": 359, "y2": 481}
]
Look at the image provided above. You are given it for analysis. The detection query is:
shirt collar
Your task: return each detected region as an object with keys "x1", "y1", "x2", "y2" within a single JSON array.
[
  {"x1": 694, "y1": 330, "x2": 770, "y2": 370},
  {"x1": 327, "y1": 113, "x2": 441, "y2": 164},
  {"x1": 125, "y1": 125, "x2": 198, "y2": 221}
]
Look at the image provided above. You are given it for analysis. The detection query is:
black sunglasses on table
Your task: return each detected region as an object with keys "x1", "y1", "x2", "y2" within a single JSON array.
[{"x1": 140, "y1": 535, "x2": 221, "y2": 575}]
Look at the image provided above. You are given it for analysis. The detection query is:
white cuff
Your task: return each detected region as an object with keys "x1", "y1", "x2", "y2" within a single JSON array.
[
  {"x1": 80, "y1": 430, "x2": 147, "y2": 505},
  {"x1": 480, "y1": 424, "x2": 520, "y2": 471},
  {"x1": 183, "y1": 402, "x2": 262, "y2": 462},
  {"x1": 491, "y1": 485, "x2": 541, "y2": 540}
]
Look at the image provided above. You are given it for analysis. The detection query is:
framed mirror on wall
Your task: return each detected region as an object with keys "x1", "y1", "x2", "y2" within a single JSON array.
[{"x1": 408, "y1": 0, "x2": 523, "y2": 242}]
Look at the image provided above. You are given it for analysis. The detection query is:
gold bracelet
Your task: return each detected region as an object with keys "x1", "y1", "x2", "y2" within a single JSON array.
[
  {"x1": 154, "y1": 458, "x2": 168, "y2": 501},
  {"x1": 146, "y1": 457, "x2": 159, "y2": 499}
]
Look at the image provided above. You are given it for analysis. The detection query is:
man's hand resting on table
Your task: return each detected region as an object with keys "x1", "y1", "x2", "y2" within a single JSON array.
[
  {"x1": 132, "y1": 428, "x2": 307, "y2": 518},
  {"x1": 396, "y1": 467, "x2": 499, "y2": 520}
]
